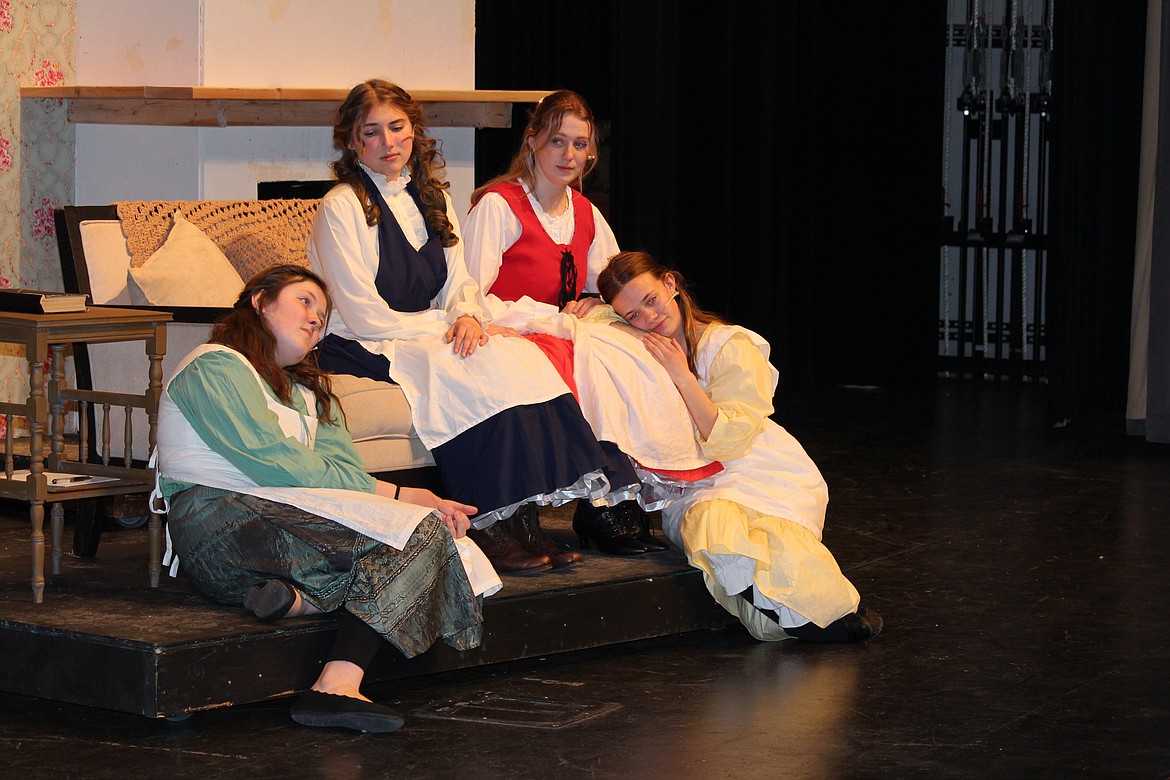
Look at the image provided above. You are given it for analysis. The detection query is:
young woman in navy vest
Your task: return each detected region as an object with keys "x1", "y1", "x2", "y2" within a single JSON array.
[{"x1": 308, "y1": 80, "x2": 638, "y2": 574}]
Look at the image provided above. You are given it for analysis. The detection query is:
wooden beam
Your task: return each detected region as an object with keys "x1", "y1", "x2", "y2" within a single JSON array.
[{"x1": 21, "y1": 86, "x2": 548, "y2": 128}]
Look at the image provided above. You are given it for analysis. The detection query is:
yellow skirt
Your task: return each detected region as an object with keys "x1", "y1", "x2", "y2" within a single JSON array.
[{"x1": 678, "y1": 499, "x2": 861, "y2": 641}]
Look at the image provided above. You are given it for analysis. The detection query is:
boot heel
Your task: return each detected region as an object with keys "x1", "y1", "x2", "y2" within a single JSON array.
[
  {"x1": 509, "y1": 503, "x2": 581, "y2": 568},
  {"x1": 571, "y1": 500, "x2": 649, "y2": 555},
  {"x1": 467, "y1": 519, "x2": 553, "y2": 575}
]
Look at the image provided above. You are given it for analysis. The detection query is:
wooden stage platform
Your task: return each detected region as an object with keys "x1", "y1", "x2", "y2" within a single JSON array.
[{"x1": 0, "y1": 502, "x2": 731, "y2": 719}]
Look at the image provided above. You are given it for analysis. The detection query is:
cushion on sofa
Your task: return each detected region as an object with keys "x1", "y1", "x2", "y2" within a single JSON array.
[
  {"x1": 117, "y1": 199, "x2": 319, "y2": 282},
  {"x1": 330, "y1": 373, "x2": 416, "y2": 441},
  {"x1": 331, "y1": 374, "x2": 434, "y2": 470},
  {"x1": 78, "y1": 219, "x2": 136, "y2": 304},
  {"x1": 127, "y1": 211, "x2": 244, "y2": 306}
]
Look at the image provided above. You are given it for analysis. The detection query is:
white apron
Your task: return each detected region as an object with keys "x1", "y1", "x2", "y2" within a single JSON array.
[
  {"x1": 151, "y1": 344, "x2": 501, "y2": 597},
  {"x1": 525, "y1": 313, "x2": 716, "y2": 472},
  {"x1": 635, "y1": 325, "x2": 829, "y2": 542}
]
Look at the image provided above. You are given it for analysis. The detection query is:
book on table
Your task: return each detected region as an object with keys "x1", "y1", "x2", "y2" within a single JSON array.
[{"x1": 0, "y1": 288, "x2": 89, "y2": 314}]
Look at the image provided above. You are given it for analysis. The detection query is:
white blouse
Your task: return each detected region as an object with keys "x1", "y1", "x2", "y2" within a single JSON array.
[
  {"x1": 307, "y1": 165, "x2": 488, "y2": 353},
  {"x1": 463, "y1": 181, "x2": 620, "y2": 327}
]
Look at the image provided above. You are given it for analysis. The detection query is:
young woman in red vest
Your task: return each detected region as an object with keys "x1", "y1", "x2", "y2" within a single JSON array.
[{"x1": 463, "y1": 90, "x2": 667, "y2": 556}]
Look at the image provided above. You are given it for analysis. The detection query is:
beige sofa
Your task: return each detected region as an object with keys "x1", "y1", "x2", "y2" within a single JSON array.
[{"x1": 54, "y1": 200, "x2": 433, "y2": 477}]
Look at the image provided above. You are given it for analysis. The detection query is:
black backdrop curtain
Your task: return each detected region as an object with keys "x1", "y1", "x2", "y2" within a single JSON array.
[
  {"x1": 475, "y1": 2, "x2": 944, "y2": 395},
  {"x1": 1046, "y1": 3, "x2": 1147, "y2": 426}
]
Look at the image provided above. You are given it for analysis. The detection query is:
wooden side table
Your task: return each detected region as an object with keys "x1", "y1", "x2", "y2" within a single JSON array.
[{"x1": 0, "y1": 306, "x2": 171, "y2": 603}]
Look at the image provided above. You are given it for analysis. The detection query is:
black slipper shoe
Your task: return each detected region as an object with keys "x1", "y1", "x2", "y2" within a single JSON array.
[
  {"x1": 244, "y1": 580, "x2": 297, "y2": 622},
  {"x1": 290, "y1": 690, "x2": 405, "y2": 733}
]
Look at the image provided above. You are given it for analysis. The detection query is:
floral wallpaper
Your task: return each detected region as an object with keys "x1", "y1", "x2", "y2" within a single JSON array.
[{"x1": 0, "y1": 0, "x2": 75, "y2": 438}]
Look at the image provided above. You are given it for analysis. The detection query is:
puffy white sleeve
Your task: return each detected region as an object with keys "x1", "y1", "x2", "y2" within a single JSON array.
[
  {"x1": 699, "y1": 333, "x2": 775, "y2": 462},
  {"x1": 584, "y1": 204, "x2": 620, "y2": 294},
  {"x1": 433, "y1": 195, "x2": 490, "y2": 325},
  {"x1": 463, "y1": 192, "x2": 516, "y2": 300},
  {"x1": 308, "y1": 186, "x2": 481, "y2": 340}
]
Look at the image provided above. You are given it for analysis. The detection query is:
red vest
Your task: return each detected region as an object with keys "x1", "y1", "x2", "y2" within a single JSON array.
[{"x1": 484, "y1": 181, "x2": 596, "y2": 307}]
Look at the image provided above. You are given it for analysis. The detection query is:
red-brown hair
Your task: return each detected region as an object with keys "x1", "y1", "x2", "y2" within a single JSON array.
[
  {"x1": 210, "y1": 264, "x2": 340, "y2": 424},
  {"x1": 330, "y1": 79, "x2": 458, "y2": 248}
]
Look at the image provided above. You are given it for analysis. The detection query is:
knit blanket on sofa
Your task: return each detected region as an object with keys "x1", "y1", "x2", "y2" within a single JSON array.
[{"x1": 116, "y1": 199, "x2": 319, "y2": 282}]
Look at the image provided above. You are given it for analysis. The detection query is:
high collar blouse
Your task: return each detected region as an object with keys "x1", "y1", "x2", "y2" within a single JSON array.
[{"x1": 359, "y1": 163, "x2": 428, "y2": 251}]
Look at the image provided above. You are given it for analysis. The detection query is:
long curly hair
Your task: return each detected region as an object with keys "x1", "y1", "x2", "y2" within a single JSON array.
[
  {"x1": 330, "y1": 78, "x2": 458, "y2": 248},
  {"x1": 470, "y1": 89, "x2": 599, "y2": 207},
  {"x1": 598, "y1": 251, "x2": 723, "y2": 377},
  {"x1": 210, "y1": 264, "x2": 340, "y2": 424}
]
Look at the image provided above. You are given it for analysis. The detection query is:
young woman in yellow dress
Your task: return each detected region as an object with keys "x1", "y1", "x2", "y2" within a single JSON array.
[{"x1": 598, "y1": 251, "x2": 883, "y2": 642}]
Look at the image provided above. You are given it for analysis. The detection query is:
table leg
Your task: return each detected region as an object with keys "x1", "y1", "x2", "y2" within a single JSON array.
[
  {"x1": 29, "y1": 500, "x2": 45, "y2": 604},
  {"x1": 28, "y1": 343, "x2": 47, "y2": 603},
  {"x1": 50, "y1": 502, "x2": 64, "y2": 575},
  {"x1": 49, "y1": 344, "x2": 65, "y2": 469},
  {"x1": 148, "y1": 510, "x2": 162, "y2": 588}
]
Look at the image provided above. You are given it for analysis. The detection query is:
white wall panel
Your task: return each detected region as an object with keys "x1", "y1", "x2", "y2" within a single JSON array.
[
  {"x1": 72, "y1": 0, "x2": 475, "y2": 204},
  {"x1": 75, "y1": 125, "x2": 201, "y2": 203},
  {"x1": 76, "y1": 0, "x2": 201, "y2": 84},
  {"x1": 201, "y1": 0, "x2": 474, "y2": 89}
]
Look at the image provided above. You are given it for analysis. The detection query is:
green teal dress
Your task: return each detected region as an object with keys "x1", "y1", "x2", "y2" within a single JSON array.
[{"x1": 162, "y1": 349, "x2": 482, "y2": 658}]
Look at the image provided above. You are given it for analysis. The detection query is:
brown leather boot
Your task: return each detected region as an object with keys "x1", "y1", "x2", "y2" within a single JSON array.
[
  {"x1": 467, "y1": 520, "x2": 553, "y2": 575},
  {"x1": 507, "y1": 503, "x2": 582, "y2": 569}
]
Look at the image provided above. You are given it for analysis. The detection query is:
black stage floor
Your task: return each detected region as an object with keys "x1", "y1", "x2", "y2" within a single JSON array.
[
  {"x1": 2, "y1": 379, "x2": 1169, "y2": 778},
  {"x1": 0, "y1": 503, "x2": 729, "y2": 719}
]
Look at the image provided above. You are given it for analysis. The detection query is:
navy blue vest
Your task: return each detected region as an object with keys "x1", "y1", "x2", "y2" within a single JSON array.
[{"x1": 359, "y1": 168, "x2": 449, "y2": 312}]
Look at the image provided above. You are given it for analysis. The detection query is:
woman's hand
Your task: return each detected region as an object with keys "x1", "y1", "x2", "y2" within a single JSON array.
[
  {"x1": 561, "y1": 297, "x2": 603, "y2": 317},
  {"x1": 398, "y1": 486, "x2": 475, "y2": 539},
  {"x1": 486, "y1": 323, "x2": 522, "y2": 338},
  {"x1": 639, "y1": 332, "x2": 719, "y2": 440},
  {"x1": 642, "y1": 332, "x2": 691, "y2": 383},
  {"x1": 445, "y1": 315, "x2": 489, "y2": 357}
]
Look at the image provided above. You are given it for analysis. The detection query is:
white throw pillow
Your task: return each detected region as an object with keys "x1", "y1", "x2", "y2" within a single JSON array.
[{"x1": 127, "y1": 211, "x2": 244, "y2": 306}]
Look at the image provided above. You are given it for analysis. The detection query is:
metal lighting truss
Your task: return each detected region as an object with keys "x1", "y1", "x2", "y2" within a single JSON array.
[{"x1": 940, "y1": 0, "x2": 1053, "y2": 379}]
